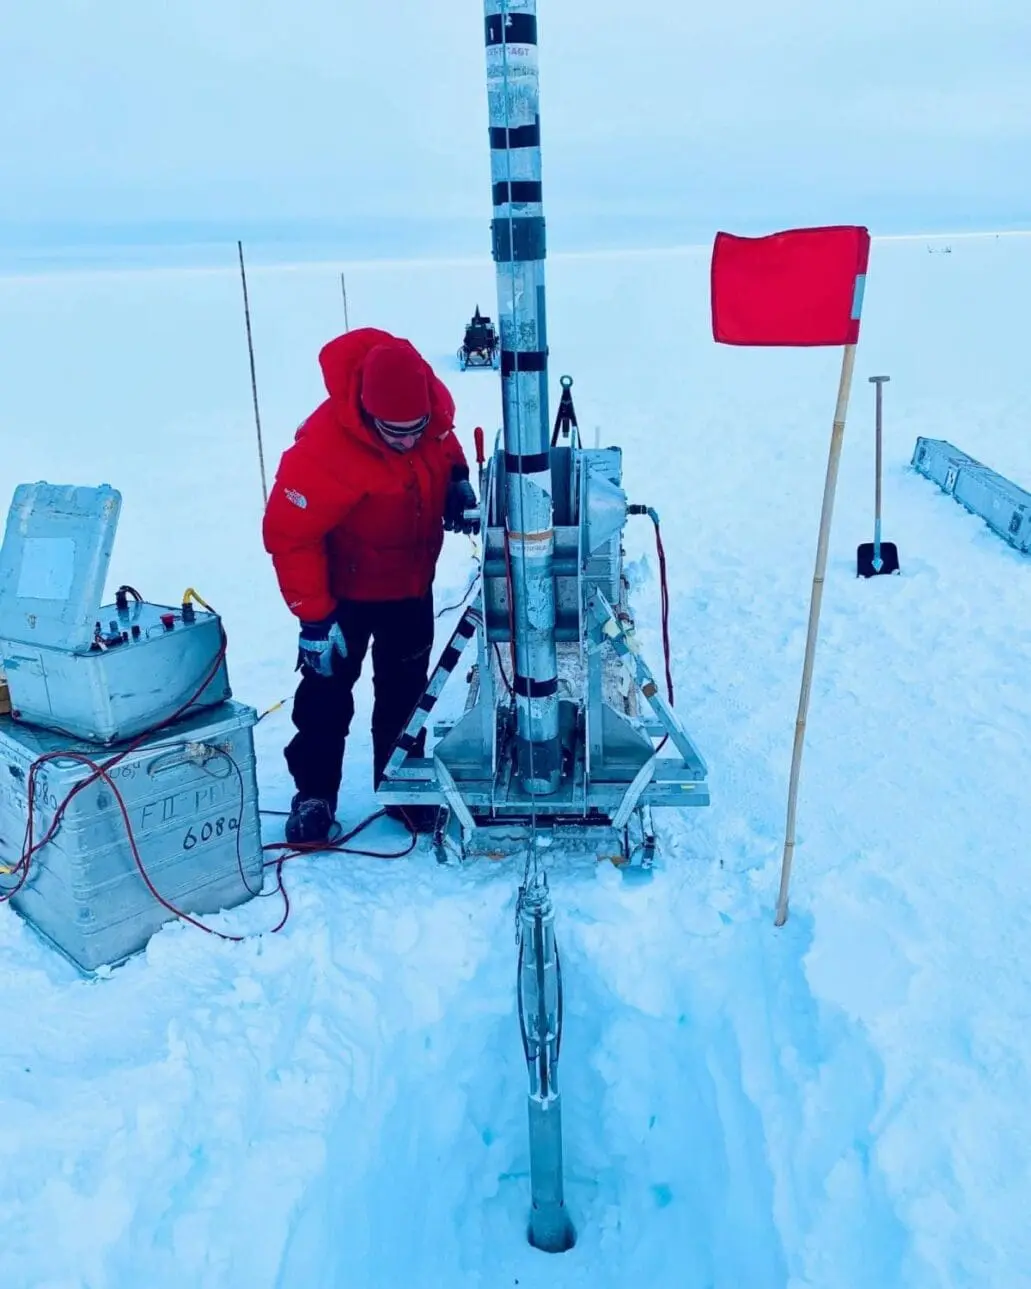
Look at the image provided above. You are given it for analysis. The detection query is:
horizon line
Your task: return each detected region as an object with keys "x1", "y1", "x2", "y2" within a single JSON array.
[{"x1": 0, "y1": 226, "x2": 1028, "y2": 285}]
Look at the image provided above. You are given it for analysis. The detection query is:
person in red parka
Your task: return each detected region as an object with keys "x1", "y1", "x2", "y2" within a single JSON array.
[{"x1": 262, "y1": 326, "x2": 479, "y2": 845}]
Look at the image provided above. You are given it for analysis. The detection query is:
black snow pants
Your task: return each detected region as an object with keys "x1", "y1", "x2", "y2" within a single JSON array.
[{"x1": 284, "y1": 592, "x2": 433, "y2": 811}]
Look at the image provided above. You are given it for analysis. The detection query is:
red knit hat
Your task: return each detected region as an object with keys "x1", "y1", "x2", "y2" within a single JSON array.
[{"x1": 360, "y1": 343, "x2": 431, "y2": 423}]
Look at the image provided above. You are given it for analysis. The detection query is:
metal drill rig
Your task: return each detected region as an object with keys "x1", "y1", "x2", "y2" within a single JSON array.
[{"x1": 376, "y1": 0, "x2": 709, "y2": 861}]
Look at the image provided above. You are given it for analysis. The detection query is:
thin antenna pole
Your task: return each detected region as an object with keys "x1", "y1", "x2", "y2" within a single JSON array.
[
  {"x1": 340, "y1": 271, "x2": 351, "y2": 332},
  {"x1": 238, "y1": 240, "x2": 268, "y2": 505}
]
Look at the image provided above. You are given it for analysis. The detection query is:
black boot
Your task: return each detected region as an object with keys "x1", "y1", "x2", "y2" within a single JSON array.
[{"x1": 285, "y1": 794, "x2": 335, "y2": 846}]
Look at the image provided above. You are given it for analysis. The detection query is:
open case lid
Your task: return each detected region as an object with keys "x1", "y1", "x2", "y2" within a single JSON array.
[{"x1": 0, "y1": 482, "x2": 122, "y2": 652}]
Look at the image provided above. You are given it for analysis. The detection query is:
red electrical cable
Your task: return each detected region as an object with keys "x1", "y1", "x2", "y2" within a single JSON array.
[
  {"x1": 257, "y1": 811, "x2": 419, "y2": 935},
  {"x1": 652, "y1": 517, "x2": 674, "y2": 706},
  {"x1": 645, "y1": 514, "x2": 675, "y2": 758},
  {"x1": 260, "y1": 811, "x2": 417, "y2": 866}
]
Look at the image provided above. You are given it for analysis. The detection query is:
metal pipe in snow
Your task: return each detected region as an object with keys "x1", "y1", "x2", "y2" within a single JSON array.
[
  {"x1": 527, "y1": 1094, "x2": 574, "y2": 1252},
  {"x1": 484, "y1": 0, "x2": 562, "y2": 795},
  {"x1": 519, "y1": 884, "x2": 575, "y2": 1253}
]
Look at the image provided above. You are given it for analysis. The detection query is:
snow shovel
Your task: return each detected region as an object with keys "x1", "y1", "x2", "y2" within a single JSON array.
[{"x1": 857, "y1": 374, "x2": 900, "y2": 577}]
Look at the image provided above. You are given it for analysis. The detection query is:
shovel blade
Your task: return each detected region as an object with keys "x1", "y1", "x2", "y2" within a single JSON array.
[{"x1": 856, "y1": 541, "x2": 900, "y2": 578}]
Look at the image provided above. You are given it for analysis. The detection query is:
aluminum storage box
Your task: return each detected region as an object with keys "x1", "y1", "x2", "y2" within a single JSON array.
[
  {"x1": 0, "y1": 482, "x2": 230, "y2": 743},
  {"x1": 910, "y1": 437, "x2": 983, "y2": 494},
  {"x1": 0, "y1": 699, "x2": 264, "y2": 973},
  {"x1": 911, "y1": 437, "x2": 1031, "y2": 556},
  {"x1": 950, "y1": 464, "x2": 1031, "y2": 555}
]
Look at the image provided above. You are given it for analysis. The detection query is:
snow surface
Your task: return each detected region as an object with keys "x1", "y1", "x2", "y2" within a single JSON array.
[{"x1": 1, "y1": 232, "x2": 1030, "y2": 1287}]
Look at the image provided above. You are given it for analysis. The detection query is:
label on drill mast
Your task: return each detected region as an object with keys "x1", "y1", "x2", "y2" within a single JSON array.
[{"x1": 487, "y1": 44, "x2": 536, "y2": 80}]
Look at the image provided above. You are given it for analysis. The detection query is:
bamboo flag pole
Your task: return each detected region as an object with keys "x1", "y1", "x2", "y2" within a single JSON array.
[
  {"x1": 774, "y1": 341, "x2": 858, "y2": 927},
  {"x1": 710, "y1": 224, "x2": 869, "y2": 926},
  {"x1": 341, "y1": 272, "x2": 350, "y2": 332},
  {"x1": 237, "y1": 240, "x2": 268, "y2": 505}
]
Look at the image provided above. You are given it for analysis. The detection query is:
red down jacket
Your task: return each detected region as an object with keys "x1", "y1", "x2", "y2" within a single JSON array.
[{"x1": 262, "y1": 328, "x2": 468, "y2": 620}]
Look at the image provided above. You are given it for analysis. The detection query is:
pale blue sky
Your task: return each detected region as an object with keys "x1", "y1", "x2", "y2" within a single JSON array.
[{"x1": 2, "y1": 0, "x2": 1028, "y2": 249}]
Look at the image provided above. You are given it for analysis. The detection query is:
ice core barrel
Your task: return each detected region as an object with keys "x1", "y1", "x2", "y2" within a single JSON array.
[{"x1": 484, "y1": 0, "x2": 561, "y2": 795}]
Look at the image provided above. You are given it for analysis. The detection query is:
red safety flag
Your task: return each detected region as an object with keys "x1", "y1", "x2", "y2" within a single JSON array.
[{"x1": 711, "y1": 225, "x2": 871, "y2": 347}]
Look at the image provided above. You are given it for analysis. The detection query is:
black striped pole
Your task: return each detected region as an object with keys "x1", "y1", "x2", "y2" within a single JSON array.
[
  {"x1": 382, "y1": 607, "x2": 481, "y2": 781},
  {"x1": 485, "y1": 0, "x2": 562, "y2": 796}
]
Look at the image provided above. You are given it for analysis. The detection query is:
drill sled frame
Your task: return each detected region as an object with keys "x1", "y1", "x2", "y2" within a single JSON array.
[{"x1": 376, "y1": 436, "x2": 710, "y2": 866}]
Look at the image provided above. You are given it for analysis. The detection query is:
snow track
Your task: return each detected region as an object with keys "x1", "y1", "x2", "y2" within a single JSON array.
[{"x1": 269, "y1": 850, "x2": 908, "y2": 1289}]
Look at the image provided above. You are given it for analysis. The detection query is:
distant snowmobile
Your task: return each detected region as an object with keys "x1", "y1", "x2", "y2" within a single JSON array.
[{"x1": 457, "y1": 306, "x2": 499, "y2": 370}]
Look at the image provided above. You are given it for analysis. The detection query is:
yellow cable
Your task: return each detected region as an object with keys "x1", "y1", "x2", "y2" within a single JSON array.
[
  {"x1": 181, "y1": 587, "x2": 215, "y2": 612},
  {"x1": 257, "y1": 697, "x2": 289, "y2": 721}
]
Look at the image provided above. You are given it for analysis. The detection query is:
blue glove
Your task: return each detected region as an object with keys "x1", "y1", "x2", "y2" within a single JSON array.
[
  {"x1": 444, "y1": 467, "x2": 480, "y2": 535},
  {"x1": 297, "y1": 615, "x2": 348, "y2": 678}
]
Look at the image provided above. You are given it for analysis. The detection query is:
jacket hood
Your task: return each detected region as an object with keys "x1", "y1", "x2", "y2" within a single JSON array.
[
  {"x1": 318, "y1": 327, "x2": 399, "y2": 412},
  {"x1": 312, "y1": 326, "x2": 456, "y2": 445}
]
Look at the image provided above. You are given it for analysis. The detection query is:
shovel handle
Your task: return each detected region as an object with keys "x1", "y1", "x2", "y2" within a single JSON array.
[{"x1": 869, "y1": 375, "x2": 890, "y2": 538}]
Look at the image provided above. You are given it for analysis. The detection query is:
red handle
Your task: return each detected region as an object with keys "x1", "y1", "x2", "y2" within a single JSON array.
[{"x1": 473, "y1": 425, "x2": 485, "y2": 467}]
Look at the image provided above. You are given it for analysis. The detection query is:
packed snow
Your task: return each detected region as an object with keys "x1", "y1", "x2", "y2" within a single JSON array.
[{"x1": 1, "y1": 230, "x2": 1029, "y2": 1288}]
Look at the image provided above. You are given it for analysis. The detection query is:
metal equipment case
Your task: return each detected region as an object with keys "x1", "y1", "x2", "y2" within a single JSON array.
[
  {"x1": 951, "y1": 466, "x2": 1031, "y2": 554},
  {"x1": 912, "y1": 438, "x2": 1031, "y2": 555},
  {"x1": 910, "y1": 438, "x2": 982, "y2": 494},
  {"x1": 0, "y1": 700, "x2": 264, "y2": 973},
  {"x1": 0, "y1": 483, "x2": 231, "y2": 743}
]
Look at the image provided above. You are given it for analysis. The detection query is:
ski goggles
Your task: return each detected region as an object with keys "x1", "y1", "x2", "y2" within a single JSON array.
[{"x1": 370, "y1": 412, "x2": 431, "y2": 440}]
